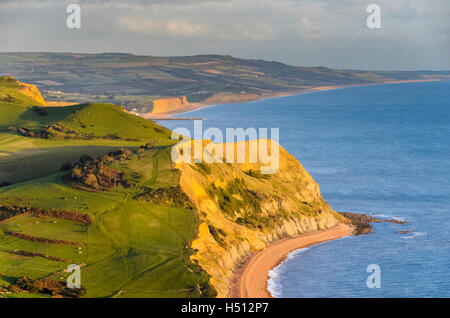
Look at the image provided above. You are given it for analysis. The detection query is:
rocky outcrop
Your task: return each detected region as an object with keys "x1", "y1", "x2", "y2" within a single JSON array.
[
  {"x1": 151, "y1": 96, "x2": 189, "y2": 115},
  {"x1": 339, "y1": 212, "x2": 407, "y2": 235},
  {"x1": 176, "y1": 139, "x2": 346, "y2": 297}
]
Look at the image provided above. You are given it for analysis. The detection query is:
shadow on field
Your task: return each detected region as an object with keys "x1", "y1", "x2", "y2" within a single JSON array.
[{"x1": 0, "y1": 145, "x2": 138, "y2": 185}]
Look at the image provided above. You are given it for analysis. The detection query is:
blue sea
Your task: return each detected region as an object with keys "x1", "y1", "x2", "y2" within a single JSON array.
[{"x1": 159, "y1": 81, "x2": 450, "y2": 297}]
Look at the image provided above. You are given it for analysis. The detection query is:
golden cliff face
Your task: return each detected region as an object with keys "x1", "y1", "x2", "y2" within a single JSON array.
[
  {"x1": 176, "y1": 140, "x2": 345, "y2": 297},
  {"x1": 151, "y1": 96, "x2": 189, "y2": 115},
  {"x1": 18, "y1": 81, "x2": 47, "y2": 106},
  {"x1": 0, "y1": 76, "x2": 46, "y2": 106}
]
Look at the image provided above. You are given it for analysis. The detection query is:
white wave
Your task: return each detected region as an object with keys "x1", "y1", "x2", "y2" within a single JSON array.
[
  {"x1": 267, "y1": 268, "x2": 283, "y2": 298},
  {"x1": 401, "y1": 231, "x2": 427, "y2": 239},
  {"x1": 266, "y1": 247, "x2": 311, "y2": 298},
  {"x1": 373, "y1": 214, "x2": 406, "y2": 222}
]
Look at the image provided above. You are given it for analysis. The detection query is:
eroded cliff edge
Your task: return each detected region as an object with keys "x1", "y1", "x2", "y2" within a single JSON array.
[
  {"x1": 1, "y1": 76, "x2": 47, "y2": 106},
  {"x1": 147, "y1": 92, "x2": 261, "y2": 117},
  {"x1": 151, "y1": 96, "x2": 189, "y2": 115},
  {"x1": 176, "y1": 140, "x2": 347, "y2": 297}
]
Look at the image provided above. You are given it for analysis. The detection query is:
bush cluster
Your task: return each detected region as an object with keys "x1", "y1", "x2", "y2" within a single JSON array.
[
  {"x1": 0, "y1": 204, "x2": 92, "y2": 224},
  {"x1": 207, "y1": 224, "x2": 227, "y2": 247},
  {"x1": 7, "y1": 122, "x2": 139, "y2": 141},
  {"x1": 0, "y1": 204, "x2": 36, "y2": 222},
  {"x1": 137, "y1": 142, "x2": 154, "y2": 153},
  {"x1": 136, "y1": 185, "x2": 194, "y2": 209},
  {"x1": 244, "y1": 169, "x2": 270, "y2": 180},
  {"x1": 8, "y1": 126, "x2": 53, "y2": 139},
  {"x1": 7, "y1": 231, "x2": 83, "y2": 246},
  {"x1": 8, "y1": 250, "x2": 68, "y2": 263},
  {"x1": 66, "y1": 149, "x2": 132, "y2": 191},
  {"x1": 7, "y1": 123, "x2": 84, "y2": 139},
  {"x1": 12, "y1": 276, "x2": 85, "y2": 298}
]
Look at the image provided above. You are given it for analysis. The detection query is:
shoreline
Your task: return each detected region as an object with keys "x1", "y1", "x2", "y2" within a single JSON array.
[
  {"x1": 228, "y1": 223, "x2": 353, "y2": 298},
  {"x1": 142, "y1": 78, "x2": 443, "y2": 119}
]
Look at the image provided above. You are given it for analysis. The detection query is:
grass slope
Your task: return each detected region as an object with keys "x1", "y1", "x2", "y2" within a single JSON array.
[
  {"x1": 0, "y1": 82, "x2": 174, "y2": 184},
  {"x1": 0, "y1": 147, "x2": 213, "y2": 298},
  {"x1": 0, "y1": 79, "x2": 215, "y2": 297},
  {"x1": 0, "y1": 82, "x2": 45, "y2": 126}
]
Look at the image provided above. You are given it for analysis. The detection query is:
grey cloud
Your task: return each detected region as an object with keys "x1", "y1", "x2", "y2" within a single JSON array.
[{"x1": 0, "y1": 0, "x2": 448, "y2": 70}]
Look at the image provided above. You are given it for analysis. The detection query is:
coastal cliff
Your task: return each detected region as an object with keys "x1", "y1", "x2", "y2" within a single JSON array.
[
  {"x1": 176, "y1": 140, "x2": 346, "y2": 297},
  {"x1": 147, "y1": 92, "x2": 262, "y2": 117},
  {"x1": 151, "y1": 96, "x2": 189, "y2": 115},
  {"x1": 201, "y1": 92, "x2": 260, "y2": 105}
]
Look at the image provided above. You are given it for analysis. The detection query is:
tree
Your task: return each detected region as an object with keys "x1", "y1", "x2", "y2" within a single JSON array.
[{"x1": 83, "y1": 174, "x2": 99, "y2": 188}]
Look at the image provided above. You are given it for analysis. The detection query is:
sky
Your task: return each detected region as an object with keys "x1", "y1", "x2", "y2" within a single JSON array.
[{"x1": 0, "y1": 0, "x2": 449, "y2": 70}]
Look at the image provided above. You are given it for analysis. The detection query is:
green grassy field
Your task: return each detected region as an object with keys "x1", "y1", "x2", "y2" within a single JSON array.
[
  {"x1": 0, "y1": 80, "x2": 214, "y2": 298},
  {"x1": 0, "y1": 154, "x2": 212, "y2": 297},
  {"x1": 0, "y1": 79, "x2": 175, "y2": 185}
]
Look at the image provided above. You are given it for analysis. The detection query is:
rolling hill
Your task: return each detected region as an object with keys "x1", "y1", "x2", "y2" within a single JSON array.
[
  {"x1": 0, "y1": 76, "x2": 173, "y2": 185},
  {"x1": 1, "y1": 53, "x2": 445, "y2": 114}
]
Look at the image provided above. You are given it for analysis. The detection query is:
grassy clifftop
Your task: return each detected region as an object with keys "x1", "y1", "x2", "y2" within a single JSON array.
[
  {"x1": 0, "y1": 79, "x2": 173, "y2": 185},
  {"x1": 0, "y1": 76, "x2": 46, "y2": 106},
  {"x1": 0, "y1": 78, "x2": 346, "y2": 298}
]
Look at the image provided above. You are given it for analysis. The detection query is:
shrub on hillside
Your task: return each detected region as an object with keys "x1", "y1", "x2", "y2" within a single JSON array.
[
  {"x1": 83, "y1": 173, "x2": 99, "y2": 188},
  {"x1": 138, "y1": 142, "x2": 154, "y2": 153},
  {"x1": 33, "y1": 209, "x2": 92, "y2": 225},
  {"x1": 9, "y1": 126, "x2": 53, "y2": 139},
  {"x1": 0, "y1": 204, "x2": 92, "y2": 224},
  {"x1": 207, "y1": 224, "x2": 227, "y2": 247},
  {"x1": 136, "y1": 185, "x2": 195, "y2": 209},
  {"x1": 13, "y1": 276, "x2": 85, "y2": 298},
  {"x1": 244, "y1": 169, "x2": 270, "y2": 180},
  {"x1": 0, "y1": 204, "x2": 34, "y2": 222},
  {"x1": 65, "y1": 149, "x2": 132, "y2": 191},
  {"x1": 200, "y1": 281, "x2": 217, "y2": 298},
  {"x1": 195, "y1": 162, "x2": 212, "y2": 174}
]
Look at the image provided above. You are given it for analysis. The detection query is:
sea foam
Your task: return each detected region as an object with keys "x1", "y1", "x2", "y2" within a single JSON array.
[{"x1": 267, "y1": 247, "x2": 311, "y2": 298}]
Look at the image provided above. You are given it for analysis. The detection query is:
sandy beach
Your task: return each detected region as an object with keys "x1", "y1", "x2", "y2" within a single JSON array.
[
  {"x1": 142, "y1": 78, "x2": 442, "y2": 119},
  {"x1": 229, "y1": 223, "x2": 353, "y2": 298}
]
